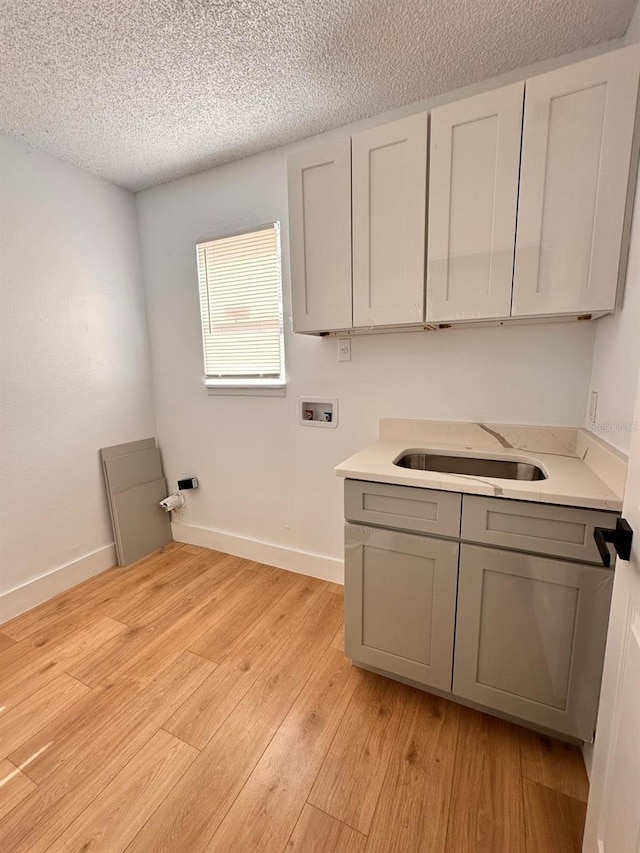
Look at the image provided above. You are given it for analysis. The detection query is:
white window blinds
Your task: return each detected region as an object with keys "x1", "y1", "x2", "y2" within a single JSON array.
[{"x1": 196, "y1": 223, "x2": 285, "y2": 386}]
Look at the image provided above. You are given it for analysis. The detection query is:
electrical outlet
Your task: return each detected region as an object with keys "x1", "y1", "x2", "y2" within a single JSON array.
[
  {"x1": 338, "y1": 338, "x2": 351, "y2": 362},
  {"x1": 589, "y1": 390, "x2": 598, "y2": 423}
]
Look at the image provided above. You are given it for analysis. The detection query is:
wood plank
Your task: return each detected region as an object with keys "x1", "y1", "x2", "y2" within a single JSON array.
[
  {"x1": 0, "y1": 615, "x2": 126, "y2": 682},
  {"x1": 2, "y1": 547, "x2": 194, "y2": 647},
  {"x1": 187, "y1": 566, "x2": 299, "y2": 662},
  {"x1": 9, "y1": 678, "x2": 143, "y2": 784},
  {"x1": 309, "y1": 669, "x2": 405, "y2": 834},
  {"x1": 286, "y1": 804, "x2": 367, "y2": 853},
  {"x1": 330, "y1": 624, "x2": 344, "y2": 652},
  {"x1": 520, "y1": 730, "x2": 589, "y2": 803},
  {"x1": 166, "y1": 576, "x2": 328, "y2": 748},
  {"x1": 98, "y1": 565, "x2": 265, "y2": 688},
  {"x1": 0, "y1": 673, "x2": 90, "y2": 760},
  {"x1": 65, "y1": 623, "x2": 160, "y2": 688},
  {"x1": 0, "y1": 548, "x2": 589, "y2": 852},
  {"x1": 326, "y1": 582, "x2": 344, "y2": 596},
  {"x1": 49, "y1": 729, "x2": 198, "y2": 853},
  {"x1": 0, "y1": 565, "x2": 125, "y2": 640},
  {"x1": 0, "y1": 760, "x2": 37, "y2": 821},
  {"x1": 0, "y1": 634, "x2": 15, "y2": 654},
  {"x1": 0, "y1": 617, "x2": 128, "y2": 712},
  {"x1": 206, "y1": 647, "x2": 358, "y2": 851},
  {"x1": 0, "y1": 651, "x2": 215, "y2": 853},
  {"x1": 445, "y1": 707, "x2": 525, "y2": 853},
  {"x1": 125, "y1": 591, "x2": 343, "y2": 853},
  {"x1": 107, "y1": 550, "x2": 236, "y2": 627},
  {"x1": 75, "y1": 546, "x2": 196, "y2": 626},
  {"x1": 67, "y1": 559, "x2": 249, "y2": 687},
  {"x1": 179, "y1": 544, "x2": 211, "y2": 556},
  {"x1": 0, "y1": 543, "x2": 184, "y2": 640},
  {"x1": 523, "y1": 779, "x2": 586, "y2": 853},
  {"x1": 366, "y1": 689, "x2": 460, "y2": 853}
]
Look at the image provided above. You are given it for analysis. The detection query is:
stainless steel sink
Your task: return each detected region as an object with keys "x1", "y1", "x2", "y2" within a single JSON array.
[{"x1": 394, "y1": 452, "x2": 546, "y2": 481}]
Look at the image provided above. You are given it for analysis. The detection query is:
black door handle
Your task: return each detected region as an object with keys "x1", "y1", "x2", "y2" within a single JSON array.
[{"x1": 594, "y1": 518, "x2": 633, "y2": 568}]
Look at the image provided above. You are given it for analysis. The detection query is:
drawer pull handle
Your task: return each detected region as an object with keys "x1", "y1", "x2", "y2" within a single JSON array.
[{"x1": 594, "y1": 518, "x2": 633, "y2": 567}]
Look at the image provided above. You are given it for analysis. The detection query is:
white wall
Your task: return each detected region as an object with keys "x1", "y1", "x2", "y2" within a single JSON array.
[
  {"x1": 583, "y1": 7, "x2": 640, "y2": 456},
  {"x1": 0, "y1": 134, "x2": 156, "y2": 615},
  {"x1": 586, "y1": 170, "x2": 640, "y2": 454},
  {"x1": 137, "y1": 47, "x2": 609, "y2": 578}
]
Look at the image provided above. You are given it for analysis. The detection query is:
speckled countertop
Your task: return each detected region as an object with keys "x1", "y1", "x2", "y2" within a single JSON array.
[{"x1": 335, "y1": 420, "x2": 627, "y2": 511}]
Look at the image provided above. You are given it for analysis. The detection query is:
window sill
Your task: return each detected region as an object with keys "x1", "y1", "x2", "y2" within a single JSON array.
[{"x1": 206, "y1": 384, "x2": 286, "y2": 397}]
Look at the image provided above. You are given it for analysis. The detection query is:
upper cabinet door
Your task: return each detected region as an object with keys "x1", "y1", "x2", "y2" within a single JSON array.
[
  {"x1": 513, "y1": 46, "x2": 640, "y2": 317},
  {"x1": 352, "y1": 113, "x2": 428, "y2": 328},
  {"x1": 288, "y1": 139, "x2": 352, "y2": 333},
  {"x1": 426, "y1": 83, "x2": 524, "y2": 323}
]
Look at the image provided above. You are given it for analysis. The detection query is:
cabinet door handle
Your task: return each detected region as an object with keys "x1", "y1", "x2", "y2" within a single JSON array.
[{"x1": 593, "y1": 518, "x2": 633, "y2": 568}]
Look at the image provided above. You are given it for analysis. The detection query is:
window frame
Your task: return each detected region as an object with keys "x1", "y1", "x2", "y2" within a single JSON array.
[{"x1": 195, "y1": 222, "x2": 286, "y2": 396}]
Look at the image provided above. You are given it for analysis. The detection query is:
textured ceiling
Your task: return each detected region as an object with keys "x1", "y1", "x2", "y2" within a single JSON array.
[{"x1": 0, "y1": 0, "x2": 636, "y2": 191}]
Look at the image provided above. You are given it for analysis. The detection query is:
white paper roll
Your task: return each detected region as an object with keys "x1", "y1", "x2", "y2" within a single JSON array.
[{"x1": 160, "y1": 492, "x2": 185, "y2": 512}]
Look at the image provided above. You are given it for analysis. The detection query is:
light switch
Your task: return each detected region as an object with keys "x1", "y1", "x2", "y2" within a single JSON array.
[{"x1": 338, "y1": 338, "x2": 351, "y2": 362}]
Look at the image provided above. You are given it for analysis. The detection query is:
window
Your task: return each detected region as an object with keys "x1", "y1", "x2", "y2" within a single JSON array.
[{"x1": 196, "y1": 223, "x2": 285, "y2": 392}]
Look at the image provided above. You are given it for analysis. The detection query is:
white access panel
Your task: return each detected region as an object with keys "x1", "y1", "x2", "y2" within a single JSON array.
[
  {"x1": 352, "y1": 112, "x2": 428, "y2": 327},
  {"x1": 101, "y1": 438, "x2": 173, "y2": 566},
  {"x1": 288, "y1": 138, "x2": 352, "y2": 333},
  {"x1": 512, "y1": 46, "x2": 640, "y2": 317},
  {"x1": 426, "y1": 83, "x2": 523, "y2": 322}
]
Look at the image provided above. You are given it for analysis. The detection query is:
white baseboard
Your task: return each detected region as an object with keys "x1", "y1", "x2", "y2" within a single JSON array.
[
  {"x1": 0, "y1": 544, "x2": 117, "y2": 624},
  {"x1": 171, "y1": 522, "x2": 344, "y2": 585}
]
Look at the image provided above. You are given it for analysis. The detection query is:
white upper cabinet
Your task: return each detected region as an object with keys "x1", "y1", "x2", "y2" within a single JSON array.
[
  {"x1": 288, "y1": 139, "x2": 352, "y2": 333},
  {"x1": 426, "y1": 84, "x2": 524, "y2": 323},
  {"x1": 513, "y1": 47, "x2": 640, "y2": 317},
  {"x1": 287, "y1": 47, "x2": 640, "y2": 334},
  {"x1": 352, "y1": 113, "x2": 428, "y2": 327}
]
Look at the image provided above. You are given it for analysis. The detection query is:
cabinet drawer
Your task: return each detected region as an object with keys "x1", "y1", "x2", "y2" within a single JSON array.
[
  {"x1": 462, "y1": 495, "x2": 619, "y2": 564},
  {"x1": 345, "y1": 480, "x2": 461, "y2": 538}
]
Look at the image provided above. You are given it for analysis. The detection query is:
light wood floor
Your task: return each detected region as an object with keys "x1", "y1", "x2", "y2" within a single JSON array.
[{"x1": 0, "y1": 542, "x2": 589, "y2": 852}]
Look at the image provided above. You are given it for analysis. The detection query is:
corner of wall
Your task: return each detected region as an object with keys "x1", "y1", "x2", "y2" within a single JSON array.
[
  {"x1": 625, "y1": 1, "x2": 640, "y2": 44},
  {"x1": 584, "y1": 176, "x2": 640, "y2": 456}
]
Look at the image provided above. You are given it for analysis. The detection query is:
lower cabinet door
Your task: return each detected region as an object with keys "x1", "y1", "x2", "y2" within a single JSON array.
[
  {"x1": 453, "y1": 544, "x2": 613, "y2": 741},
  {"x1": 344, "y1": 523, "x2": 458, "y2": 691}
]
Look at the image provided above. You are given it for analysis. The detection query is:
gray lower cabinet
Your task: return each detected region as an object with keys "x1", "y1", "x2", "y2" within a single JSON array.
[
  {"x1": 453, "y1": 543, "x2": 614, "y2": 741},
  {"x1": 343, "y1": 480, "x2": 619, "y2": 741},
  {"x1": 344, "y1": 522, "x2": 459, "y2": 692}
]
